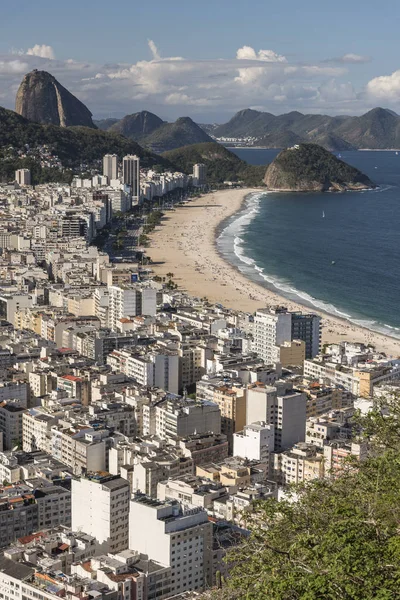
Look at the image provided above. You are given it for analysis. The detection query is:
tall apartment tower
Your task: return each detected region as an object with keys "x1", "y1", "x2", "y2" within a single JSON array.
[
  {"x1": 253, "y1": 307, "x2": 292, "y2": 363},
  {"x1": 108, "y1": 284, "x2": 157, "y2": 330},
  {"x1": 122, "y1": 154, "x2": 140, "y2": 202},
  {"x1": 103, "y1": 154, "x2": 118, "y2": 181},
  {"x1": 291, "y1": 313, "x2": 321, "y2": 358},
  {"x1": 71, "y1": 473, "x2": 130, "y2": 553},
  {"x1": 129, "y1": 495, "x2": 213, "y2": 596},
  {"x1": 193, "y1": 163, "x2": 206, "y2": 186},
  {"x1": 246, "y1": 383, "x2": 307, "y2": 452},
  {"x1": 15, "y1": 169, "x2": 31, "y2": 186}
]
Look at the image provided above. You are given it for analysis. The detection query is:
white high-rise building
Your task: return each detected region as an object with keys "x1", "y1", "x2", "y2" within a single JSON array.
[
  {"x1": 103, "y1": 154, "x2": 118, "y2": 181},
  {"x1": 193, "y1": 163, "x2": 206, "y2": 186},
  {"x1": 15, "y1": 168, "x2": 31, "y2": 186},
  {"x1": 253, "y1": 307, "x2": 292, "y2": 363},
  {"x1": 129, "y1": 495, "x2": 213, "y2": 596},
  {"x1": 122, "y1": 155, "x2": 140, "y2": 203},
  {"x1": 71, "y1": 473, "x2": 130, "y2": 553},
  {"x1": 233, "y1": 421, "x2": 275, "y2": 463},
  {"x1": 107, "y1": 348, "x2": 180, "y2": 395},
  {"x1": 246, "y1": 383, "x2": 307, "y2": 451},
  {"x1": 108, "y1": 284, "x2": 157, "y2": 330}
]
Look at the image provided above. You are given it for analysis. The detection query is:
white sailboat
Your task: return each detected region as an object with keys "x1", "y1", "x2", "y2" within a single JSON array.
[{"x1": 322, "y1": 210, "x2": 325, "y2": 218}]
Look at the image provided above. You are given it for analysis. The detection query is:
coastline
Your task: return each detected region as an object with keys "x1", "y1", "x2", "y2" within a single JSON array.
[{"x1": 147, "y1": 188, "x2": 400, "y2": 357}]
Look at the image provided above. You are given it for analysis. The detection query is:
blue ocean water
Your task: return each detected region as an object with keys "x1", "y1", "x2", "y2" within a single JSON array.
[{"x1": 217, "y1": 148, "x2": 400, "y2": 339}]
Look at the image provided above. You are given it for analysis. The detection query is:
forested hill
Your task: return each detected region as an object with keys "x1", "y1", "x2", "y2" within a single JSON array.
[
  {"x1": 0, "y1": 106, "x2": 172, "y2": 168},
  {"x1": 264, "y1": 143, "x2": 375, "y2": 191},
  {"x1": 163, "y1": 142, "x2": 266, "y2": 186}
]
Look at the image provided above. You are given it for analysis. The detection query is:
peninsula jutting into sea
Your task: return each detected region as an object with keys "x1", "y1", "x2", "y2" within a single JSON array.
[{"x1": 0, "y1": 41, "x2": 399, "y2": 600}]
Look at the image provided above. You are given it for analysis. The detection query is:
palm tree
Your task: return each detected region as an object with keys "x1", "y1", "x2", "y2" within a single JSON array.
[{"x1": 166, "y1": 272, "x2": 174, "y2": 279}]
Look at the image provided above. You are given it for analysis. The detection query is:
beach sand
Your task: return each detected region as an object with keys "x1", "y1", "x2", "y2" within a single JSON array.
[{"x1": 148, "y1": 188, "x2": 400, "y2": 357}]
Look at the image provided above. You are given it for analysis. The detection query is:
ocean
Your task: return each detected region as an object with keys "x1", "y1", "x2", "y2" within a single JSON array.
[{"x1": 217, "y1": 148, "x2": 400, "y2": 339}]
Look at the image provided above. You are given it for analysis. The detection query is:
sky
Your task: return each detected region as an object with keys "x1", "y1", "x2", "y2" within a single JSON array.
[{"x1": 1, "y1": 0, "x2": 400, "y2": 122}]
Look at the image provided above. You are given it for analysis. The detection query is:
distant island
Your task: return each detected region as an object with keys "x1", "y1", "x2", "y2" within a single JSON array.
[{"x1": 264, "y1": 143, "x2": 375, "y2": 192}]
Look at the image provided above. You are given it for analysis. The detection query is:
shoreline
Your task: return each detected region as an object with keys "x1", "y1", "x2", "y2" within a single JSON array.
[{"x1": 147, "y1": 188, "x2": 400, "y2": 357}]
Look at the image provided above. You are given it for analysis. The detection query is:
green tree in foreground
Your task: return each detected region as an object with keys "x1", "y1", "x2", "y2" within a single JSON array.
[{"x1": 213, "y1": 394, "x2": 400, "y2": 600}]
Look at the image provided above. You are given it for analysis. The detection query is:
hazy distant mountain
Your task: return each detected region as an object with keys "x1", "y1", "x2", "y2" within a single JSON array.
[
  {"x1": 307, "y1": 133, "x2": 356, "y2": 152},
  {"x1": 142, "y1": 117, "x2": 214, "y2": 152},
  {"x1": 198, "y1": 123, "x2": 220, "y2": 135},
  {"x1": 255, "y1": 131, "x2": 304, "y2": 149},
  {"x1": 15, "y1": 70, "x2": 95, "y2": 128},
  {"x1": 332, "y1": 107, "x2": 400, "y2": 149},
  {"x1": 109, "y1": 111, "x2": 165, "y2": 140},
  {"x1": 212, "y1": 107, "x2": 400, "y2": 150},
  {"x1": 214, "y1": 108, "x2": 276, "y2": 138},
  {"x1": 94, "y1": 118, "x2": 120, "y2": 130}
]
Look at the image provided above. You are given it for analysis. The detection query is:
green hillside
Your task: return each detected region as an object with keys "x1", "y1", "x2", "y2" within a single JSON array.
[
  {"x1": 264, "y1": 143, "x2": 374, "y2": 191},
  {"x1": 163, "y1": 142, "x2": 266, "y2": 186},
  {"x1": 0, "y1": 106, "x2": 172, "y2": 182}
]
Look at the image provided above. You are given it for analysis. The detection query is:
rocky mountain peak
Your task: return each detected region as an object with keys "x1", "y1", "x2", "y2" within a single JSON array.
[{"x1": 15, "y1": 70, "x2": 95, "y2": 128}]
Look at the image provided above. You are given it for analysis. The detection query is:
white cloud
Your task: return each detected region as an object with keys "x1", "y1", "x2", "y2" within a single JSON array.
[
  {"x1": 325, "y1": 53, "x2": 371, "y2": 64},
  {"x1": 0, "y1": 41, "x2": 396, "y2": 119},
  {"x1": 0, "y1": 59, "x2": 28, "y2": 74},
  {"x1": 26, "y1": 44, "x2": 55, "y2": 60},
  {"x1": 317, "y1": 79, "x2": 357, "y2": 103},
  {"x1": 236, "y1": 45, "x2": 287, "y2": 62},
  {"x1": 148, "y1": 40, "x2": 160, "y2": 60},
  {"x1": 165, "y1": 92, "x2": 213, "y2": 106},
  {"x1": 340, "y1": 53, "x2": 370, "y2": 64},
  {"x1": 366, "y1": 70, "x2": 400, "y2": 100}
]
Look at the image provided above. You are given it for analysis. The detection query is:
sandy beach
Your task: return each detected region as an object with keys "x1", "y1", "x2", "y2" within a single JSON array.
[{"x1": 148, "y1": 188, "x2": 400, "y2": 357}]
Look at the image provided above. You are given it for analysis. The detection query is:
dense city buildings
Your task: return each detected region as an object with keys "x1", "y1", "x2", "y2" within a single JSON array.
[{"x1": 0, "y1": 149, "x2": 390, "y2": 599}]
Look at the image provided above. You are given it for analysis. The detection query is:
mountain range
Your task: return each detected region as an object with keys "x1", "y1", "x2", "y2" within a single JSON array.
[
  {"x1": 0, "y1": 106, "x2": 263, "y2": 186},
  {"x1": 205, "y1": 107, "x2": 400, "y2": 150},
  {"x1": 95, "y1": 112, "x2": 213, "y2": 151},
  {"x1": 12, "y1": 70, "x2": 400, "y2": 152}
]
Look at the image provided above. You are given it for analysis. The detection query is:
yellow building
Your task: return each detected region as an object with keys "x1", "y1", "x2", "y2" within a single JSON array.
[
  {"x1": 219, "y1": 464, "x2": 250, "y2": 487},
  {"x1": 67, "y1": 295, "x2": 95, "y2": 317},
  {"x1": 195, "y1": 464, "x2": 220, "y2": 482},
  {"x1": 302, "y1": 382, "x2": 354, "y2": 417},
  {"x1": 274, "y1": 339, "x2": 306, "y2": 367},
  {"x1": 195, "y1": 462, "x2": 251, "y2": 487},
  {"x1": 212, "y1": 386, "x2": 246, "y2": 450},
  {"x1": 14, "y1": 307, "x2": 44, "y2": 335}
]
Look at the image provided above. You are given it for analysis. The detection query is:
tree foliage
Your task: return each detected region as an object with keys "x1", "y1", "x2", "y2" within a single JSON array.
[{"x1": 213, "y1": 393, "x2": 400, "y2": 600}]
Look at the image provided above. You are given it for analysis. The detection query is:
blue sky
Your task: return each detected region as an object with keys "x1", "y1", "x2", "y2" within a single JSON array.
[{"x1": 1, "y1": 0, "x2": 400, "y2": 120}]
